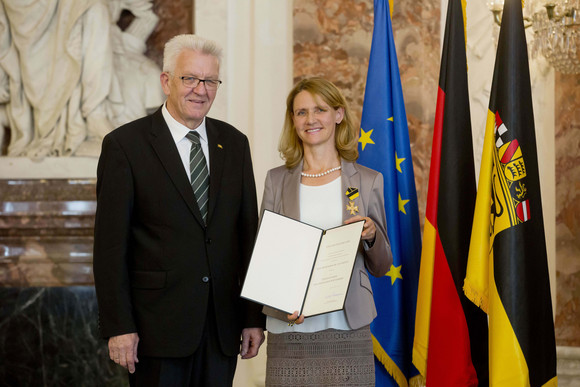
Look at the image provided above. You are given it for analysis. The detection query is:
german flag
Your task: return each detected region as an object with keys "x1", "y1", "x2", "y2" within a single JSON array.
[
  {"x1": 464, "y1": 0, "x2": 557, "y2": 385},
  {"x1": 412, "y1": 0, "x2": 489, "y2": 385}
]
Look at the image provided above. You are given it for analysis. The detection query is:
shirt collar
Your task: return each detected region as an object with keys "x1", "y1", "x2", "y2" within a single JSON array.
[{"x1": 162, "y1": 103, "x2": 208, "y2": 144}]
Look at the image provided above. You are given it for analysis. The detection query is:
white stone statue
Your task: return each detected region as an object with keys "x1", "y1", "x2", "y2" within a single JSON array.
[{"x1": 0, "y1": 0, "x2": 163, "y2": 158}]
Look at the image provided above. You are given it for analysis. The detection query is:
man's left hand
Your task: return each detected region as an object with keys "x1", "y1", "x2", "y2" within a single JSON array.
[{"x1": 240, "y1": 328, "x2": 265, "y2": 359}]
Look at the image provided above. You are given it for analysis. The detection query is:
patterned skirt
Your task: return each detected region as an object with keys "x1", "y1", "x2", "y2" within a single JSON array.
[{"x1": 265, "y1": 326, "x2": 375, "y2": 386}]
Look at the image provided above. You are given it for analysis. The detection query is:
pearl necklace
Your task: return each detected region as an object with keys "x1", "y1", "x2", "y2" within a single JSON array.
[{"x1": 301, "y1": 166, "x2": 341, "y2": 178}]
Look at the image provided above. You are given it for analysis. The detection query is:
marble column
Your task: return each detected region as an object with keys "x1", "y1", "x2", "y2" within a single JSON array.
[{"x1": 554, "y1": 72, "x2": 580, "y2": 347}]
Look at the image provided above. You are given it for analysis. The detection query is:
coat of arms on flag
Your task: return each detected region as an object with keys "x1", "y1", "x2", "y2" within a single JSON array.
[{"x1": 491, "y1": 111, "x2": 533, "y2": 237}]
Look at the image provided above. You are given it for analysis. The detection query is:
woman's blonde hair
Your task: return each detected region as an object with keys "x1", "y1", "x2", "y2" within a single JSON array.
[{"x1": 279, "y1": 77, "x2": 359, "y2": 168}]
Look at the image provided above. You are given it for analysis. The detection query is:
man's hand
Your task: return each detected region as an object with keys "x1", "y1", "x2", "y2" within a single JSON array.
[
  {"x1": 240, "y1": 328, "x2": 265, "y2": 359},
  {"x1": 108, "y1": 333, "x2": 139, "y2": 373}
]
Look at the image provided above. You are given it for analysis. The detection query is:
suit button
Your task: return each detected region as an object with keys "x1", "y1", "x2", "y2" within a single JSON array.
[
  {"x1": 206, "y1": 238, "x2": 212, "y2": 244},
  {"x1": 202, "y1": 276, "x2": 210, "y2": 283}
]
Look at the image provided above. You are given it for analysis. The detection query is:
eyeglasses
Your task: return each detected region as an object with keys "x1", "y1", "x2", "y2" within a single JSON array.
[{"x1": 176, "y1": 75, "x2": 222, "y2": 90}]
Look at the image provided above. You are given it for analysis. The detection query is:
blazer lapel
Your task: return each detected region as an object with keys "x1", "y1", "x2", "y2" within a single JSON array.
[
  {"x1": 149, "y1": 109, "x2": 205, "y2": 227},
  {"x1": 281, "y1": 162, "x2": 302, "y2": 220},
  {"x1": 341, "y1": 161, "x2": 362, "y2": 222},
  {"x1": 206, "y1": 118, "x2": 224, "y2": 224}
]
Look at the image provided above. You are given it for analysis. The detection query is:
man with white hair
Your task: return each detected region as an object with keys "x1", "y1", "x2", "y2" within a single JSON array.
[{"x1": 93, "y1": 34, "x2": 265, "y2": 386}]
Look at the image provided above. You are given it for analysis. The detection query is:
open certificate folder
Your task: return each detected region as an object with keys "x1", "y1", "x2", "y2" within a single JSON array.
[{"x1": 241, "y1": 210, "x2": 365, "y2": 317}]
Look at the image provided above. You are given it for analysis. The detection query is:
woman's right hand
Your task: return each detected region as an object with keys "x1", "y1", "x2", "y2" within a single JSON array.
[{"x1": 287, "y1": 311, "x2": 305, "y2": 326}]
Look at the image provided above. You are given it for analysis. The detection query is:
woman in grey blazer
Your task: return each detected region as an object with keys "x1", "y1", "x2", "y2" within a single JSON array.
[{"x1": 260, "y1": 77, "x2": 393, "y2": 386}]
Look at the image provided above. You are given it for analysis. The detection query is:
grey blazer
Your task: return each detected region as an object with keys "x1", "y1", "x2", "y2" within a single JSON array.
[{"x1": 260, "y1": 159, "x2": 393, "y2": 330}]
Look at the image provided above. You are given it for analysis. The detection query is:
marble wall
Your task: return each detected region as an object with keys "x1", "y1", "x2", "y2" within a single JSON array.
[{"x1": 143, "y1": 0, "x2": 193, "y2": 68}]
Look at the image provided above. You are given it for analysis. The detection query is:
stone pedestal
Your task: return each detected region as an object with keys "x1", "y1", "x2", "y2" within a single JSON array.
[
  {"x1": 0, "y1": 179, "x2": 96, "y2": 287},
  {"x1": 0, "y1": 179, "x2": 127, "y2": 385}
]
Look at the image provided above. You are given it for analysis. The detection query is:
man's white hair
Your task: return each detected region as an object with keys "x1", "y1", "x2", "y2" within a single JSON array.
[{"x1": 162, "y1": 34, "x2": 223, "y2": 74}]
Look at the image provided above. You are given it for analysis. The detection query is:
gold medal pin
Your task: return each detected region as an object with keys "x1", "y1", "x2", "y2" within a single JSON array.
[
  {"x1": 346, "y1": 188, "x2": 359, "y2": 215},
  {"x1": 346, "y1": 201, "x2": 359, "y2": 215}
]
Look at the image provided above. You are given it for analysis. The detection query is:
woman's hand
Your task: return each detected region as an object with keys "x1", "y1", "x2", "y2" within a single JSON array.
[
  {"x1": 287, "y1": 311, "x2": 305, "y2": 326},
  {"x1": 344, "y1": 215, "x2": 376, "y2": 242}
]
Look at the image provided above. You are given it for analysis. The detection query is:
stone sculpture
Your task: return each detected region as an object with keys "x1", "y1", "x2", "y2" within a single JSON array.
[{"x1": 0, "y1": 0, "x2": 163, "y2": 157}]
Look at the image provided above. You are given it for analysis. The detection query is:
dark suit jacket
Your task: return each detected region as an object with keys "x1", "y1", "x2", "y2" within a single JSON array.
[
  {"x1": 261, "y1": 160, "x2": 393, "y2": 329},
  {"x1": 93, "y1": 107, "x2": 265, "y2": 358}
]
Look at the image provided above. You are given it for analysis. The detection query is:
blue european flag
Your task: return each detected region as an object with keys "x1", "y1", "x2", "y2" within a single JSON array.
[{"x1": 358, "y1": 1, "x2": 422, "y2": 386}]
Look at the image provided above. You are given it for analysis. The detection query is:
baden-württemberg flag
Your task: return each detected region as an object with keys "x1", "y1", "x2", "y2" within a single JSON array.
[
  {"x1": 464, "y1": 0, "x2": 557, "y2": 385},
  {"x1": 358, "y1": 0, "x2": 422, "y2": 385},
  {"x1": 412, "y1": 0, "x2": 488, "y2": 385}
]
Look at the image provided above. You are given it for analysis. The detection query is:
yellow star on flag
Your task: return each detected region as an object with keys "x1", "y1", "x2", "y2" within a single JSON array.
[
  {"x1": 398, "y1": 193, "x2": 410, "y2": 214},
  {"x1": 395, "y1": 152, "x2": 405, "y2": 173},
  {"x1": 359, "y1": 128, "x2": 375, "y2": 151},
  {"x1": 387, "y1": 116, "x2": 394, "y2": 122},
  {"x1": 385, "y1": 264, "x2": 402, "y2": 285}
]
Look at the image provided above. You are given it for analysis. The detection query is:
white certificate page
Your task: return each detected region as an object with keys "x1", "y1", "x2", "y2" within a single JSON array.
[
  {"x1": 302, "y1": 220, "x2": 364, "y2": 316},
  {"x1": 241, "y1": 210, "x2": 323, "y2": 314}
]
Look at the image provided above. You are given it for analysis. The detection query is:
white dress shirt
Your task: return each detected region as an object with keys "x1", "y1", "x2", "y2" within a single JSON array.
[{"x1": 162, "y1": 103, "x2": 210, "y2": 180}]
